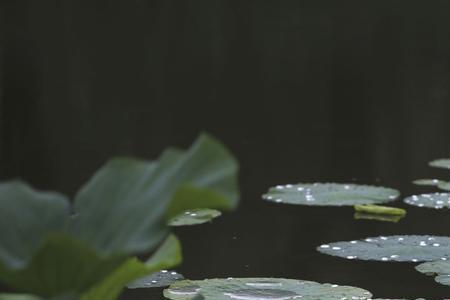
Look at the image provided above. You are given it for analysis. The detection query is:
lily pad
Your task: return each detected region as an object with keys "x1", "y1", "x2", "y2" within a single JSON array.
[
  {"x1": 416, "y1": 260, "x2": 450, "y2": 286},
  {"x1": 404, "y1": 193, "x2": 450, "y2": 209},
  {"x1": 262, "y1": 183, "x2": 399, "y2": 206},
  {"x1": 168, "y1": 209, "x2": 222, "y2": 226},
  {"x1": 317, "y1": 235, "x2": 450, "y2": 262},
  {"x1": 412, "y1": 179, "x2": 450, "y2": 191},
  {"x1": 429, "y1": 159, "x2": 450, "y2": 170},
  {"x1": 127, "y1": 270, "x2": 183, "y2": 288},
  {"x1": 163, "y1": 278, "x2": 372, "y2": 300}
]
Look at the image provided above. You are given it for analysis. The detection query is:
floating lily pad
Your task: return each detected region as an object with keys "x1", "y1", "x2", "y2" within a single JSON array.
[
  {"x1": 317, "y1": 235, "x2": 450, "y2": 262},
  {"x1": 416, "y1": 260, "x2": 450, "y2": 286},
  {"x1": 168, "y1": 209, "x2": 221, "y2": 226},
  {"x1": 404, "y1": 193, "x2": 450, "y2": 209},
  {"x1": 262, "y1": 183, "x2": 399, "y2": 206},
  {"x1": 429, "y1": 159, "x2": 450, "y2": 170},
  {"x1": 354, "y1": 204, "x2": 406, "y2": 216},
  {"x1": 413, "y1": 179, "x2": 443, "y2": 186},
  {"x1": 412, "y1": 179, "x2": 450, "y2": 192},
  {"x1": 163, "y1": 278, "x2": 372, "y2": 300},
  {"x1": 354, "y1": 212, "x2": 405, "y2": 223},
  {"x1": 127, "y1": 270, "x2": 184, "y2": 289}
]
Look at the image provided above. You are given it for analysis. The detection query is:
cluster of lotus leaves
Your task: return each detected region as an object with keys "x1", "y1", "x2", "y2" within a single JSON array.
[{"x1": 0, "y1": 134, "x2": 239, "y2": 300}]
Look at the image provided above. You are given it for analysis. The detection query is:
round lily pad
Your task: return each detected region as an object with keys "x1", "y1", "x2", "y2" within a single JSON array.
[
  {"x1": 317, "y1": 235, "x2": 450, "y2": 262},
  {"x1": 168, "y1": 209, "x2": 222, "y2": 226},
  {"x1": 429, "y1": 159, "x2": 450, "y2": 170},
  {"x1": 127, "y1": 270, "x2": 184, "y2": 289},
  {"x1": 262, "y1": 183, "x2": 399, "y2": 206},
  {"x1": 404, "y1": 193, "x2": 450, "y2": 209},
  {"x1": 163, "y1": 278, "x2": 373, "y2": 300},
  {"x1": 416, "y1": 260, "x2": 450, "y2": 286}
]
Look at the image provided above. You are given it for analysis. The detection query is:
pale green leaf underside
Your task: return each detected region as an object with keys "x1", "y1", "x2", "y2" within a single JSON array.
[
  {"x1": 168, "y1": 209, "x2": 222, "y2": 226},
  {"x1": 163, "y1": 278, "x2": 372, "y2": 300},
  {"x1": 318, "y1": 235, "x2": 450, "y2": 262},
  {"x1": 404, "y1": 193, "x2": 450, "y2": 209},
  {"x1": 263, "y1": 183, "x2": 399, "y2": 206},
  {"x1": 429, "y1": 159, "x2": 450, "y2": 170},
  {"x1": 0, "y1": 182, "x2": 70, "y2": 269},
  {"x1": 416, "y1": 260, "x2": 450, "y2": 286}
]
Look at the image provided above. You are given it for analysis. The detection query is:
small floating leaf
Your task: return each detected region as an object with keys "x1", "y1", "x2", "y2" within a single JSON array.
[
  {"x1": 429, "y1": 159, "x2": 450, "y2": 170},
  {"x1": 416, "y1": 260, "x2": 450, "y2": 286},
  {"x1": 404, "y1": 193, "x2": 450, "y2": 209},
  {"x1": 354, "y1": 212, "x2": 404, "y2": 223},
  {"x1": 262, "y1": 183, "x2": 399, "y2": 206},
  {"x1": 163, "y1": 278, "x2": 372, "y2": 300},
  {"x1": 413, "y1": 179, "x2": 443, "y2": 186},
  {"x1": 317, "y1": 235, "x2": 450, "y2": 262},
  {"x1": 127, "y1": 270, "x2": 183, "y2": 289},
  {"x1": 0, "y1": 295, "x2": 42, "y2": 300},
  {"x1": 354, "y1": 204, "x2": 406, "y2": 216},
  {"x1": 168, "y1": 209, "x2": 221, "y2": 226},
  {"x1": 412, "y1": 179, "x2": 450, "y2": 192}
]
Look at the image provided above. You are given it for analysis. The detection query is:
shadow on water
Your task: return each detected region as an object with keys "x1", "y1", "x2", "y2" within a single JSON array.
[{"x1": 3, "y1": 0, "x2": 450, "y2": 299}]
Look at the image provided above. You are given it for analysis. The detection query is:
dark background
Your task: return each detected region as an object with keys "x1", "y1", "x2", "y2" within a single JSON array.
[{"x1": 2, "y1": 1, "x2": 450, "y2": 299}]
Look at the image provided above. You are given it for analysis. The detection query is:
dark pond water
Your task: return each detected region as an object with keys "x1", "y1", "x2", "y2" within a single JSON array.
[{"x1": 3, "y1": 1, "x2": 450, "y2": 299}]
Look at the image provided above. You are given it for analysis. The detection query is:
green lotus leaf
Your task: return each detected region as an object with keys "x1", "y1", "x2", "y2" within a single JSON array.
[
  {"x1": 70, "y1": 133, "x2": 239, "y2": 256},
  {"x1": 127, "y1": 270, "x2": 183, "y2": 289},
  {"x1": 404, "y1": 193, "x2": 450, "y2": 209},
  {"x1": 416, "y1": 260, "x2": 450, "y2": 286},
  {"x1": 318, "y1": 235, "x2": 450, "y2": 262},
  {"x1": 262, "y1": 183, "x2": 399, "y2": 206},
  {"x1": 163, "y1": 278, "x2": 372, "y2": 300},
  {"x1": 168, "y1": 209, "x2": 221, "y2": 226},
  {"x1": 0, "y1": 234, "x2": 125, "y2": 297},
  {"x1": 0, "y1": 181, "x2": 70, "y2": 269},
  {"x1": 429, "y1": 159, "x2": 450, "y2": 170},
  {"x1": 81, "y1": 234, "x2": 182, "y2": 300}
]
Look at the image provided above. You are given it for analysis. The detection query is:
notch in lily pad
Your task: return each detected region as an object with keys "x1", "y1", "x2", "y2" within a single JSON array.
[
  {"x1": 163, "y1": 278, "x2": 372, "y2": 300},
  {"x1": 416, "y1": 260, "x2": 450, "y2": 286},
  {"x1": 318, "y1": 235, "x2": 450, "y2": 262},
  {"x1": 262, "y1": 183, "x2": 399, "y2": 206}
]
